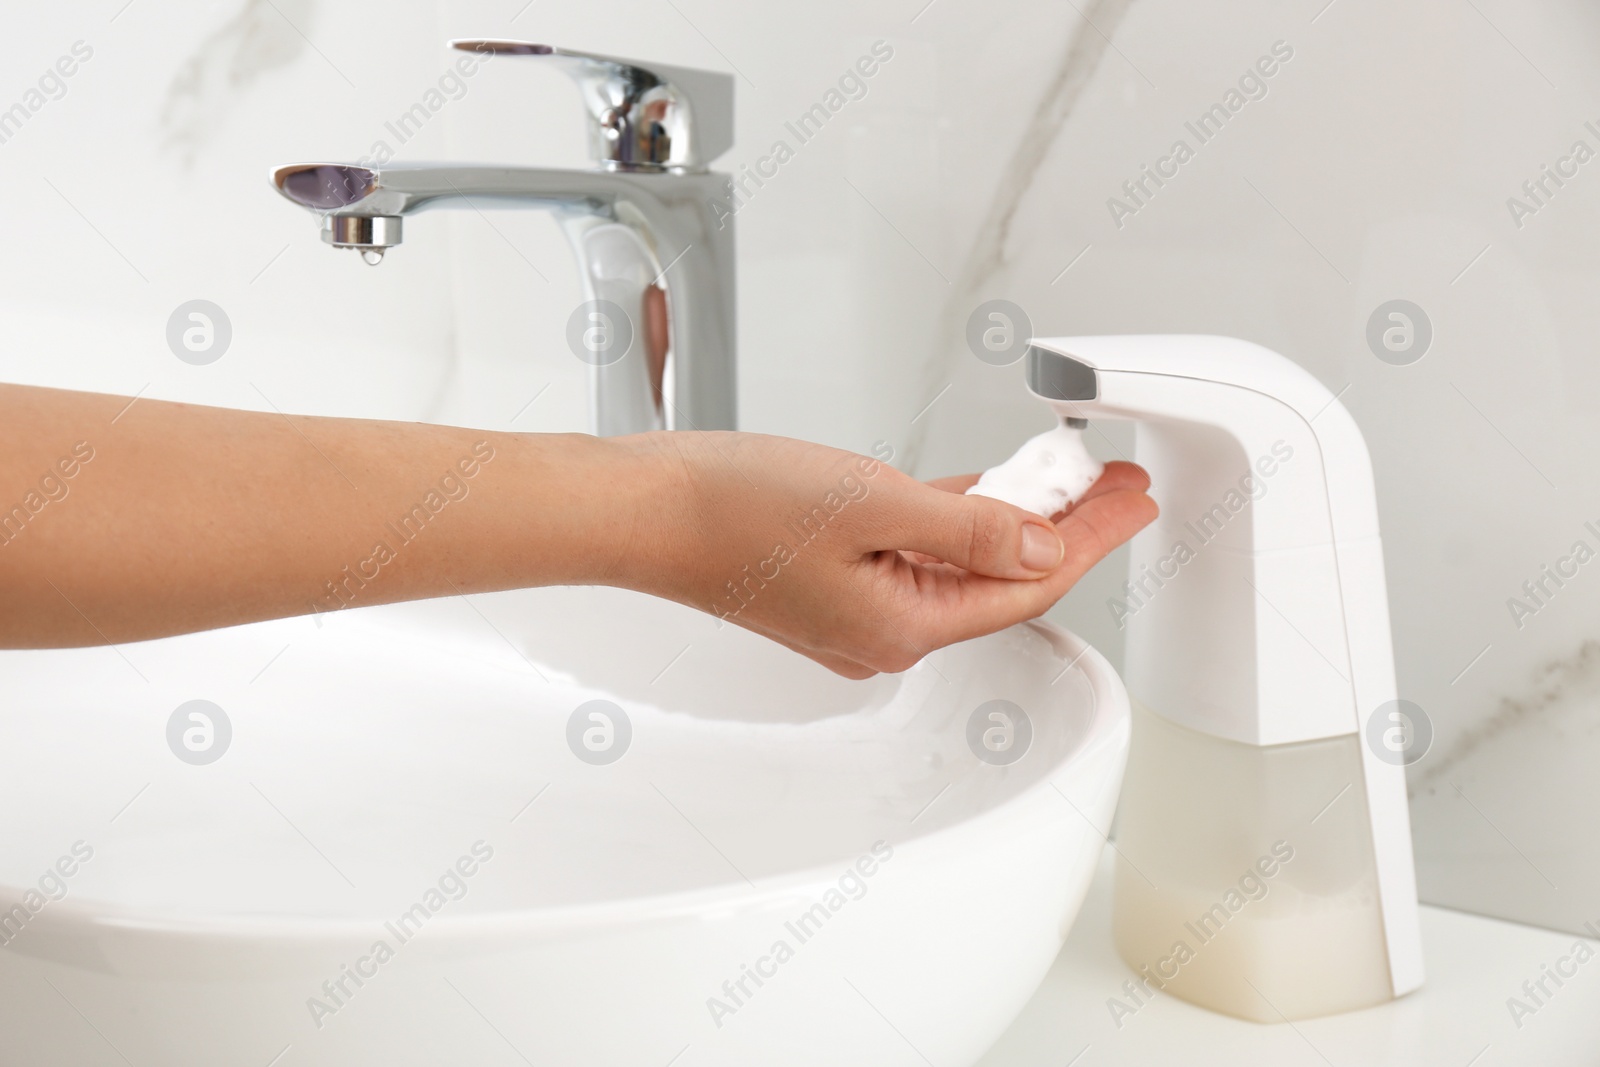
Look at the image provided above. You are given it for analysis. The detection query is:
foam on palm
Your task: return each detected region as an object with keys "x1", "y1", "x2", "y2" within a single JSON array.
[{"x1": 965, "y1": 421, "x2": 1103, "y2": 517}]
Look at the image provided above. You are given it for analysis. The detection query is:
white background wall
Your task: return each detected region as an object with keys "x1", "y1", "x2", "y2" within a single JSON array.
[{"x1": 3, "y1": 0, "x2": 1597, "y2": 933}]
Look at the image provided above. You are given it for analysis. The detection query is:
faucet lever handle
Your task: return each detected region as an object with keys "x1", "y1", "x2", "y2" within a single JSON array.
[{"x1": 450, "y1": 40, "x2": 733, "y2": 171}]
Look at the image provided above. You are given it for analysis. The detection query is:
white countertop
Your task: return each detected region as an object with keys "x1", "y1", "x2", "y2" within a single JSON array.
[{"x1": 981, "y1": 851, "x2": 1600, "y2": 1067}]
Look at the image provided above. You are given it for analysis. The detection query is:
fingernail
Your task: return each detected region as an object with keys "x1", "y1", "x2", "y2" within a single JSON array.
[{"x1": 1020, "y1": 523, "x2": 1064, "y2": 572}]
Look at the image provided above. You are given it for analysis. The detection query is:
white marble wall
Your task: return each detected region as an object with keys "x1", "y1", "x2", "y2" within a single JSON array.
[{"x1": 3, "y1": 0, "x2": 1597, "y2": 933}]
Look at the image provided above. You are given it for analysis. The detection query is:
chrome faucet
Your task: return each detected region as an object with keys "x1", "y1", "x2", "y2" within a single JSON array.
[{"x1": 270, "y1": 40, "x2": 736, "y2": 435}]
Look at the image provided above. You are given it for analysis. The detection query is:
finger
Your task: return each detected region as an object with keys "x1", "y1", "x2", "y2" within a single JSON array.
[
  {"x1": 923, "y1": 473, "x2": 981, "y2": 494},
  {"x1": 914, "y1": 487, "x2": 1159, "y2": 646},
  {"x1": 905, "y1": 463, "x2": 1145, "y2": 560},
  {"x1": 1068, "y1": 461, "x2": 1150, "y2": 507},
  {"x1": 879, "y1": 482, "x2": 1070, "y2": 580}
]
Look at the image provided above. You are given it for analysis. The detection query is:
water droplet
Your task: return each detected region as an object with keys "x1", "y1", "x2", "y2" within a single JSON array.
[{"x1": 361, "y1": 248, "x2": 385, "y2": 266}]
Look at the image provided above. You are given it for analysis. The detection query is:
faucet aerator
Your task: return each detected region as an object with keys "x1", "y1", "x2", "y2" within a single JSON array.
[{"x1": 321, "y1": 215, "x2": 403, "y2": 262}]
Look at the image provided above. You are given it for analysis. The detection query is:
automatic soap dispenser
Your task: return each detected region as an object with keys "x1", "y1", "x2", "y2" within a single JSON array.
[{"x1": 1025, "y1": 335, "x2": 1423, "y2": 1022}]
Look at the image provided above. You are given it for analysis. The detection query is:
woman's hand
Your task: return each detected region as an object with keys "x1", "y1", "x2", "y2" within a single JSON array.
[
  {"x1": 613, "y1": 432, "x2": 1157, "y2": 678},
  {"x1": 0, "y1": 384, "x2": 1152, "y2": 661}
]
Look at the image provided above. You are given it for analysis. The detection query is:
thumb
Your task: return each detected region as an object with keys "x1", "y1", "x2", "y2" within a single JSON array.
[{"x1": 884, "y1": 484, "x2": 1065, "y2": 579}]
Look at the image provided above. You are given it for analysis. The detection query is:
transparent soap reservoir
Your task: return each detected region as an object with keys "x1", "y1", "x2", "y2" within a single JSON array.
[{"x1": 1111, "y1": 702, "x2": 1395, "y2": 1022}]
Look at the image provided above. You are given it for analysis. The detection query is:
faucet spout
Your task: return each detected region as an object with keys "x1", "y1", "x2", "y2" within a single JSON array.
[{"x1": 271, "y1": 161, "x2": 736, "y2": 435}]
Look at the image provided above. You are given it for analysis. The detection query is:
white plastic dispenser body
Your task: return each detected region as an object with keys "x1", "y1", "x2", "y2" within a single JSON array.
[{"x1": 1024, "y1": 335, "x2": 1424, "y2": 1021}]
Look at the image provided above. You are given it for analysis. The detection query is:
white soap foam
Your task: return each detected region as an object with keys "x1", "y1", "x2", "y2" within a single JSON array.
[{"x1": 965, "y1": 420, "x2": 1104, "y2": 518}]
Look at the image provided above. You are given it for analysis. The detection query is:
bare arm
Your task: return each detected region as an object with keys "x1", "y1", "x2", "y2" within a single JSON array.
[
  {"x1": 0, "y1": 384, "x2": 637, "y2": 646},
  {"x1": 0, "y1": 384, "x2": 1156, "y2": 675}
]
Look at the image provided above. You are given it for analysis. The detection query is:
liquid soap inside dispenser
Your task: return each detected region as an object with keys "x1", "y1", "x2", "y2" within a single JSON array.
[{"x1": 1110, "y1": 703, "x2": 1395, "y2": 1022}]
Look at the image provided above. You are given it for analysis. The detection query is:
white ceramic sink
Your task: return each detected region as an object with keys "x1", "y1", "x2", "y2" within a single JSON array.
[{"x1": 0, "y1": 587, "x2": 1128, "y2": 1066}]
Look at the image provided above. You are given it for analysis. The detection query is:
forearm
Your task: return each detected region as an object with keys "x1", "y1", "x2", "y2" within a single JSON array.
[{"x1": 0, "y1": 385, "x2": 651, "y2": 647}]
